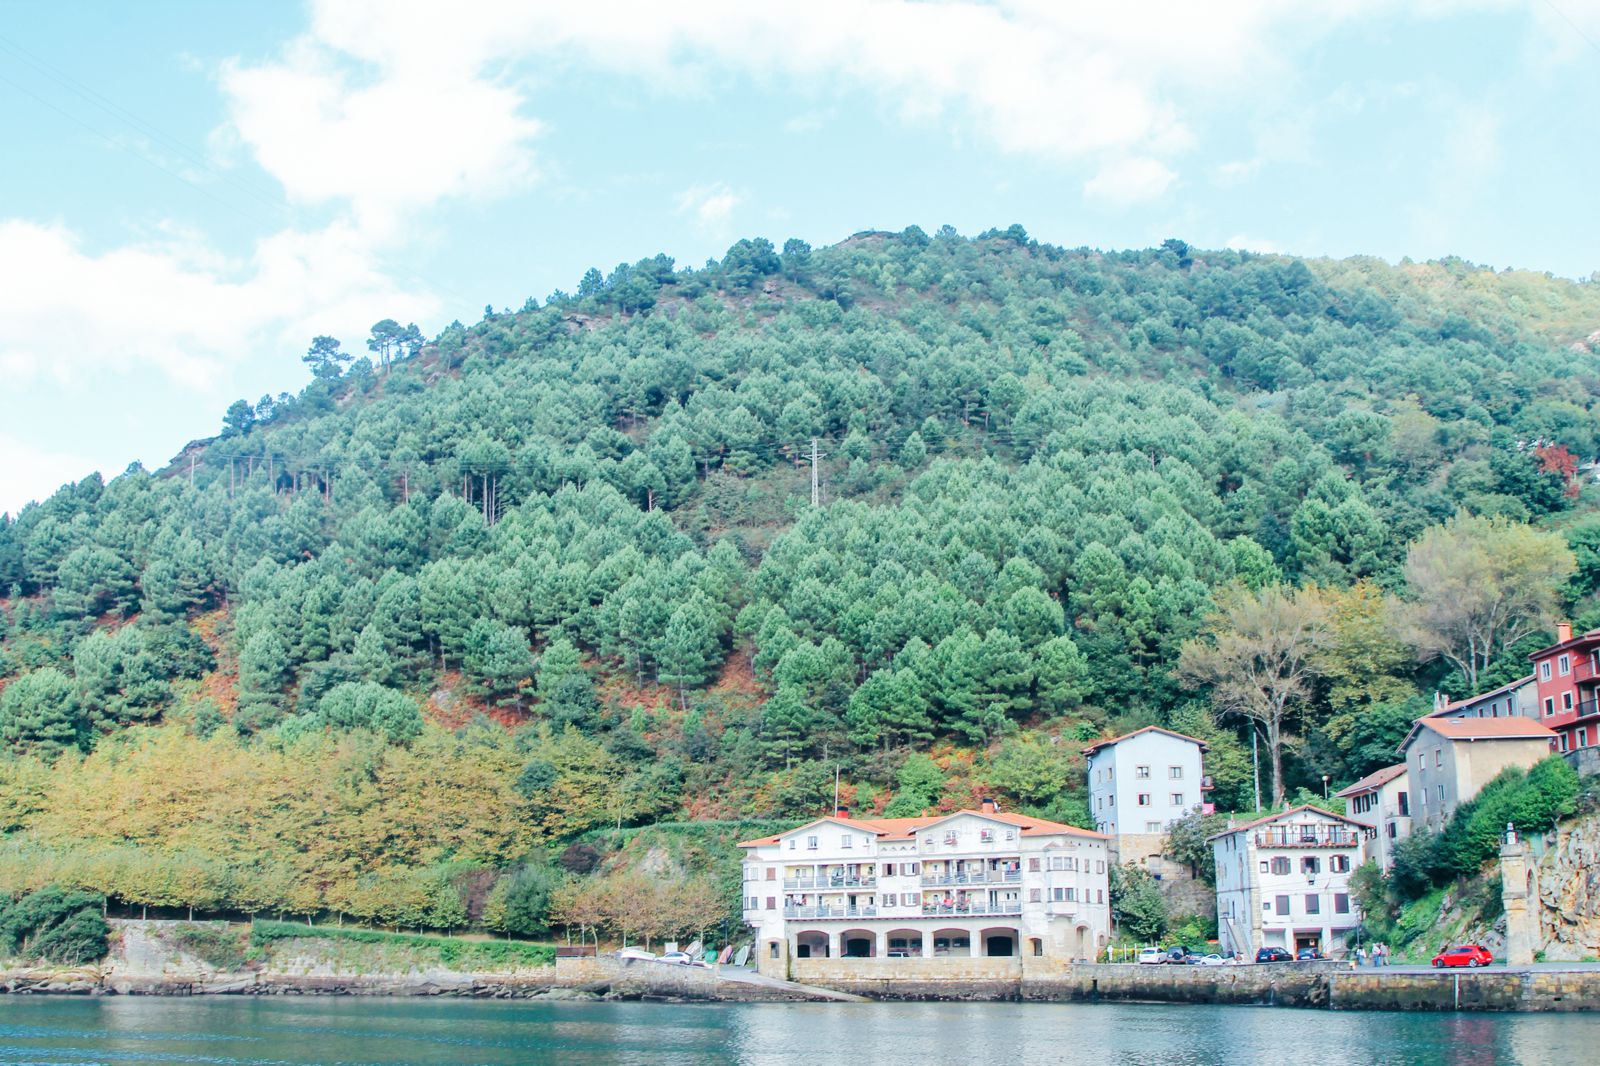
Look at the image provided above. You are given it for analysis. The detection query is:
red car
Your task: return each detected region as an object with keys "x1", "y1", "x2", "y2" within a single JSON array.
[{"x1": 1431, "y1": 944, "x2": 1493, "y2": 968}]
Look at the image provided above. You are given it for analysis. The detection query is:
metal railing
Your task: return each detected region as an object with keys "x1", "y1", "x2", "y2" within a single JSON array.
[
  {"x1": 782, "y1": 905, "x2": 879, "y2": 920},
  {"x1": 920, "y1": 902, "x2": 1023, "y2": 917},
  {"x1": 1574, "y1": 698, "x2": 1599, "y2": 721},
  {"x1": 783, "y1": 876, "x2": 877, "y2": 890},
  {"x1": 1255, "y1": 828, "x2": 1358, "y2": 848},
  {"x1": 920, "y1": 870, "x2": 1022, "y2": 887}
]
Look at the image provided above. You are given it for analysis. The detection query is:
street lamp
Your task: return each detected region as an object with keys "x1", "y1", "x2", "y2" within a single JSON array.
[{"x1": 1322, "y1": 774, "x2": 1330, "y2": 801}]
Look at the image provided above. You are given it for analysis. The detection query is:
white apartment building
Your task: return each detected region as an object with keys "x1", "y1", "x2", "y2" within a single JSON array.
[
  {"x1": 740, "y1": 800, "x2": 1113, "y2": 976},
  {"x1": 1210, "y1": 806, "x2": 1371, "y2": 958},
  {"x1": 1084, "y1": 726, "x2": 1208, "y2": 869},
  {"x1": 1335, "y1": 764, "x2": 1411, "y2": 871}
]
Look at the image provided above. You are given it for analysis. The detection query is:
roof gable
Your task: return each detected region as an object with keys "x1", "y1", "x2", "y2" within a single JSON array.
[
  {"x1": 1083, "y1": 725, "x2": 1209, "y2": 756},
  {"x1": 1335, "y1": 763, "x2": 1406, "y2": 799},
  {"x1": 1207, "y1": 804, "x2": 1369, "y2": 842},
  {"x1": 1400, "y1": 715, "x2": 1556, "y2": 753}
]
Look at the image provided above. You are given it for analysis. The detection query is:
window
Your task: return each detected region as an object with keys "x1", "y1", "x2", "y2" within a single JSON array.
[
  {"x1": 1541, "y1": 661, "x2": 1553, "y2": 681},
  {"x1": 1387, "y1": 823, "x2": 1397, "y2": 839},
  {"x1": 1270, "y1": 857, "x2": 1290, "y2": 875},
  {"x1": 1560, "y1": 733, "x2": 1571, "y2": 753},
  {"x1": 1096, "y1": 861, "x2": 1106, "y2": 874},
  {"x1": 1097, "y1": 890, "x2": 1104, "y2": 903},
  {"x1": 1108, "y1": 796, "x2": 1115, "y2": 807},
  {"x1": 1259, "y1": 861, "x2": 1269, "y2": 874},
  {"x1": 1263, "y1": 902, "x2": 1272, "y2": 912},
  {"x1": 807, "y1": 835, "x2": 818, "y2": 850},
  {"x1": 980, "y1": 829, "x2": 994, "y2": 843},
  {"x1": 746, "y1": 896, "x2": 757, "y2": 910},
  {"x1": 1300, "y1": 857, "x2": 1321, "y2": 875},
  {"x1": 1305, "y1": 894, "x2": 1320, "y2": 915},
  {"x1": 1334, "y1": 893, "x2": 1350, "y2": 914},
  {"x1": 1170, "y1": 793, "x2": 1185, "y2": 807},
  {"x1": 1398, "y1": 792, "x2": 1409, "y2": 817},
  {"x1": 841, "y1": 834, "x2": 852, "y2": 849},
  {"x1": 765, "y1": 867, "x2": 775, "y2": 881},
  {"x1": 1136, "y1": 765, "x2": 1151, "y2": 779},
  {"x1": 1275, "y1": 895, "x2": 1290, "y2": 916},
  {"x1": 1560, "y1": 654, "x2": 1571, "y2": 676},
  {"x1": 1005, "y1": 829, "x2": 1016, "y2": 841},
  {"x1": 1029, "y1": 858, "x2": 1041, "y2": 872},
  {"x1": 1169, "y1": 765, "x2": 1183, "y2": 779},
  {"x1": 788, "y1": 839, "x2": 796, "y2": 850},
  {"x1": 1580, "y1": 728, "x2": 1590, "y2": 748},
  {"x1": 907, "y1": 863, "x2": 919, "y2": 875},
  {"x1": 1137, "y1": 794, "x2": 1152, "y2": 806},
  {"x1": 944, "y1": 832, "x2": 958, "y2": 845},
  {"x1": 1145, "y1": 821, "x2": 1162, "y2": 832},
  {"x1": 766, "y1": 897, "x2": 775, "y2": 910},
  {"x1": 1330, "y1": 855, "x2": 1350, "y2": 873},
  {"x1": 1051, "y1": 887, "x2": 1076, "y2": 902},
  {"x1": 882, "y1": 893, "x2": 896, "y2": 906},
  {"x1": 1437, "y1": 784, "x2": 1444, "y2": 803},
  {"x1": 883, "y1": 863, "x2": 895, "y2": 876},
  {"x1": 1029, "y1": 889, "x2": 1041, "y2": 903},
  {"x1": 1545, "y1": 697, "x2": 1557, "y2": 717},
  {"x1": 1433, "y1": 749, "x2": 1442, "y2": 768},
  {"x1": 1563, "y1": 692, "x2": 1574, "y2": 712}
]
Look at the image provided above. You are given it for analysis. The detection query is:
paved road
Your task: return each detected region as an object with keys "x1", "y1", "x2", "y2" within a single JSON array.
[{"x1": 1351, "y1": 962, "x2": 1600, "y2": 974}]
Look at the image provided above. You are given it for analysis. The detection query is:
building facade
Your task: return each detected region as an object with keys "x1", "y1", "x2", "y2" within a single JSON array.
[
  {"x1": 1528, "y1": 623, "x2": 1600, "y2": 754},
  {"x1": 1210, "y1": 806, "x2": 1370, "y2": 959},
  {"x1": 740, "y1": 803, "x2": 1112, "y2": 978},
  {"x1": 1429, "y1": 674, "x2": 1538, "y2": 722},
  {"x1": 1334, "y1": 764, "x2": 1410, "y2": 871},
  {"x1": 1084, "y1": 726, "x2": 1209, "y2": 870},
  {"x1": 1400, "y1": 716, "x2": 1557, "y2": 833}
]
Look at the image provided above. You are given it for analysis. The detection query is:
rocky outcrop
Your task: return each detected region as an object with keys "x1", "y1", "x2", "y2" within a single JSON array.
[{"x1": 1536, "y1": 814, "x2": 1600, "y2": 961}]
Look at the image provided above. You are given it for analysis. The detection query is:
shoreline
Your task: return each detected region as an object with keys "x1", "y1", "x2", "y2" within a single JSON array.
[{"x1": 6, "y1": 958, "x2": 1599, "y2": 1012}]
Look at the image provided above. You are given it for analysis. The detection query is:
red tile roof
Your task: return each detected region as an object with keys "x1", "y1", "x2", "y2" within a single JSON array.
[
  {"x1": 1082, "y1": 725, "x2": 1209, "y2": 756},
  {"x1": 1400, "y1": 715, "x2": 1557, "y2": 753},
  {"x1": 1205, "y1": 804, "x2": 1369, "y2": 842},
  {"x1": 737, "y1": 809, "x2": 1108, "y2": 848},
  {"x1": 1335, "y1": 763, "x2": 1407, "y2": 799}
]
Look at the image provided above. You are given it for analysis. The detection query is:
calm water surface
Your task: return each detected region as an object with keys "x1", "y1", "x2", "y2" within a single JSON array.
[{"x1": 0, "y1": 996, "x2": 1589, "y2": 1065}]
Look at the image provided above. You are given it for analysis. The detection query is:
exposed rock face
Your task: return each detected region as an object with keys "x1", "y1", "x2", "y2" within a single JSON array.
[{"x1": 1536, "y1": 814, "x2": 1600, "y2": 961}]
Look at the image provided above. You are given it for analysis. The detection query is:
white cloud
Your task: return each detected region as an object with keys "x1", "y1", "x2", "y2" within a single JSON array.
[
  {"x1": 0, "y1": 433, "x2": 98, "y2": 520},
  {"x1": 1083, "y1": 157, "x2": 1178, "y2": 206},
  {"x1": 676, "y1": 183, "x2": 743, "y2": 232},
  {"x1": 0, "y1": 218, "x2": 435, "y2": 389},
  {"x1": 1225, "y1": 234, "x2": 1285, "y2": 254},
  {"x1": 1215, "y1": 158, "x2": 1263, "y2": 186}
]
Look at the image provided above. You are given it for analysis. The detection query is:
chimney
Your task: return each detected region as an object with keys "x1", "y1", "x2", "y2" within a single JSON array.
[
  {"x1": 1557, "y1": 621, "x2": 1573, "y2": 643},
  {"x1": 835, "y1": 804, "x2": 849, "y2": 819},
  {"x1": 980, "y1": 797, "x2": 998, "y2": 815}
]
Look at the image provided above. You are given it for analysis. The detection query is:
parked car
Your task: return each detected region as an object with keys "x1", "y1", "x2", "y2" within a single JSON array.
[
  {"x1": 1194, "y1": 953, "x2": 1233, "y2": 966},
  {"x1": 616, "y1": 947, "x2": 656, "y2": 962},
  {"x1": 1137, "y1": 947, "x2": 1165, "y2": 965},
  {"x1": 1165, "y1": 945, "x2": 1196, "y2": 965},
  {"x1": 1296, "y1": 948, "x2": 1325, "y2": 961},
  {"x1": 1432, "y1": 944, "x2": 1493, "y2": 968},
  {"x1": 658, "y1": 951, "x2": 695, "y2": 965},
  {"x1": 1255, "y1": 947, "x2": 1294, "y2": 963}
]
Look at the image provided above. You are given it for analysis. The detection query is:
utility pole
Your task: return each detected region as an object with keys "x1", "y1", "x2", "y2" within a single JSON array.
[
  {"x1": 810, "y1": 437, "x2": 820, "y2": 506},
  {"x1": 1252, "y1": 729, "x2": 1262, "y2": 813}
]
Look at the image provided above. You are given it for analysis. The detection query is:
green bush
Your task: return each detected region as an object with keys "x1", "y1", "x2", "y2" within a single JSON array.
[
  {"x1": 249, "y1": 920, "x2": 555, "y2": 968},
  {"x1": 165, "y1": 923, "x2": 249, "y2": 971},
  {"x1": 0, "y1": 886, "x2": 109, "y2": 965}
]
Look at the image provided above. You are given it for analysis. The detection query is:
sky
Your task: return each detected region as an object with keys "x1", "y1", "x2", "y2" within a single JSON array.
[{"x1": 1, "y1": 0, "x2": 1598, "y2": 517}]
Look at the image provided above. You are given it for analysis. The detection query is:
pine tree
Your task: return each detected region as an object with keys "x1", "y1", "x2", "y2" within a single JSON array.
[{"x1": 0, "y1": 667, "x2": 84, "y2": 755}]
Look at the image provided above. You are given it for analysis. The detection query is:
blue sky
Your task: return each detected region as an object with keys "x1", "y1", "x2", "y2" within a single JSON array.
[{"x1": 2, "y1": 0, "x2": 1598, "y2": 516}]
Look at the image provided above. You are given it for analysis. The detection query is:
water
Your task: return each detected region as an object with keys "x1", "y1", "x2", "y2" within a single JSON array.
[{"x1": 0, "y1": 996, "x2": 1590, "y2": 1065}]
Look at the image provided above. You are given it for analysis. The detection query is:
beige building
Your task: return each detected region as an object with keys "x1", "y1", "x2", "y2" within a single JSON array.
[
  {"x1": 739, "y1": 801, "x2": 1112, "y2": 979},
  {"x1": 1335, "y1": 763, "x2": 1410, "y2": 871},
  {"x1": 1400, "y1": 716, "x2": 1556, "y2": 833}
]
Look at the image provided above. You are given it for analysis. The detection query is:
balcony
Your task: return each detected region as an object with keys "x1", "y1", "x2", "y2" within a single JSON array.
[
  {"x1": 783, "y1": 876, "x2": 877, "y2": 891},
  {"x1": 1575, "y1": 698, "x2": 1599, "y2": 723},
  {"x1": 783, "y1": 905, "x2": 879, "y2": 920},
  {"x1": 920, "y1": 901, "x2": 1023, "y2": 917},
  {"x1": 920, "y1": 870, "x2": 1022, "y2": 887},
  {"x1": 1254, "y1": 828, "x2": 1360, "y2": 849}
]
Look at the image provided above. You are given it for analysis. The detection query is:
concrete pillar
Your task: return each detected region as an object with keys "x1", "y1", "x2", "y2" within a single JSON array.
[
  {"x1": 827, "y1": 930, "x2": 841, "y2": 959},
  {"x1": 920, "y1": 931, "x2": 933, "y2": 958},
  {"x1": 1500, "y1": 824, "x2": 1537, "y2": 967},
  {"x1": 758, "y1": 936, "x2": 790, "y2": 980},
  {"x1": 875, "y1": 930, "x2": 888, "y2": 958}
]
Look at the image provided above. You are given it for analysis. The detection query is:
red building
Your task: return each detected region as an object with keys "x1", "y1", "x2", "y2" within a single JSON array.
[{"x1": 1528, "y1": 622, "x2": 1600, "y2": 753}]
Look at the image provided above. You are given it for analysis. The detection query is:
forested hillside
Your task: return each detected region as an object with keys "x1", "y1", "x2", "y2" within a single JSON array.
[{"x1": 3, "y1": 227, "x2": 1600, "y2": 937}]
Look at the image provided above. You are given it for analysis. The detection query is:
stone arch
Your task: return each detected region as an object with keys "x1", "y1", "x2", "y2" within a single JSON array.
[
  {"x1": 794, "y1": 930, "x2": 829, "y2": 959},
  {"x1": 930, "y1": 927, "x2": 972, "y2": 957},
  {"x1": 979, "y1": 926, "x2": 1019, "y2": 957},
  {"x1": 885, "y1": 928, "x2": 925, "y2": 958},
  {"x1": 1074, "y1": 923, "x2": 1091, "y2": 960},
  {"x1": 839, "y1": 928, "x2": 877, "y2": 957}
]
